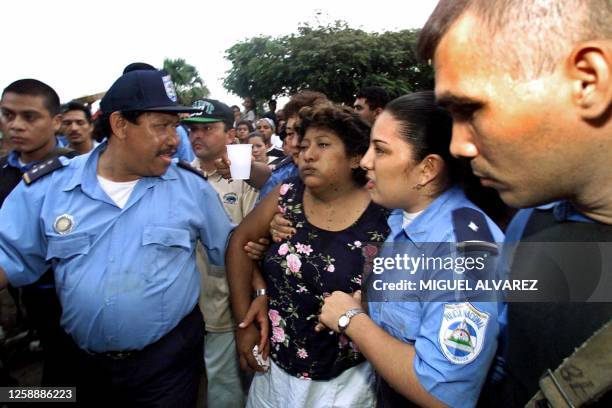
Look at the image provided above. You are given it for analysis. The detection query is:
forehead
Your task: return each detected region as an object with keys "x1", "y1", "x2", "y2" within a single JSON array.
[
  {"x1": 433, "y1": 12, "x2": 498, "y2": 104},
  {"x1": 141, "y1": 111, "x2": 179, "y2": 123},
  {"x1": 354, "y1": 97, "x2": 367, "y2": 106},
  {"x1": 256, "y1": 121, "x2": 271, "y2": 127},
  {"x1": 1, "y1": 92, "x2": 49, "y2": 113},
  {"x1": 371, "y1": 112, "x2": 403, "y2": 142},
  {"x1": 303, "y1": 126, "x2": 339, "y2": 140},
  {"x1": 62, "y1": 110, "x2": 88, "y2": 120}
]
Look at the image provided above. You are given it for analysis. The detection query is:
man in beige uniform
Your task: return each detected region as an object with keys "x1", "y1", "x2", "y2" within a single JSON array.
[{"x1": 183, "y1": 98, "x2": 259, "y2": 407}]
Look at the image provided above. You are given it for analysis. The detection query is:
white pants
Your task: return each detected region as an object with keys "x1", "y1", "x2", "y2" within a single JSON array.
[
  {"x1": 205, "y1": 331, "x2": 247, "y2": 407},
  {"x1": 246, "y1": 360, "x2": 376, "y2": 408}
]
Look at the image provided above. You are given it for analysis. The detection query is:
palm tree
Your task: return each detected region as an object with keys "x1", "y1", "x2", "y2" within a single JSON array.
[{"x1": 163, "y1": 58, "x2": 210, "y2": 106}]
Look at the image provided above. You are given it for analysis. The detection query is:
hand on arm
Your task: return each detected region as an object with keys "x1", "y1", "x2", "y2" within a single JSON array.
[
  {"x1": 317, "y1": 291, "x2": 447, "y2": 408},
  {"x1": 226, "y1": 185, "x2": 280, "y2": 372}
]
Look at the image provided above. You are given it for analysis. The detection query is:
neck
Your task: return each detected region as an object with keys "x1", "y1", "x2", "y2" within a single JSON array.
[
  {"x1": 20, "y1": 137, "x2": 57, "y2": 164},
  {"x1": 198, "y1": 157, "x2": 218, "y2": 174},
  {"x1": 306, "y1": 180, "x2": 362, "y2": 204},
  {"x1": 571, "y1": 176, "x2": 612, "y2": 225},
  {"x1": 70, "y1": 139, "x2": 93, "y2": 155},
  {"x1": 97, "y1": 140, "x2": 141, "y2": 182}
]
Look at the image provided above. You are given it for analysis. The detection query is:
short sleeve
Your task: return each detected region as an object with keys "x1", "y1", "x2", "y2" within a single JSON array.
[
  {"x1": 197, "y1": 182, "x2": 235, "y2": 267},
  {"x1": 0, "y1": 182, "x2": 49, "y2": 286},
  {"x1": 413, "y1": 301, "x2": 499, "y2": 407}
]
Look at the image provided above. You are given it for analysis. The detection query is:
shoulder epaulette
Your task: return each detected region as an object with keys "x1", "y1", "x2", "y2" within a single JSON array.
[
  {"x1": 452, "y1": 207, "x2": 498, "y2": 253},
  {"x1": 22, "y1": 157, "x2": 66, "y2": 185},
  {"x1": 177, "y1": 160, "x2": 207, "y2": 180}
]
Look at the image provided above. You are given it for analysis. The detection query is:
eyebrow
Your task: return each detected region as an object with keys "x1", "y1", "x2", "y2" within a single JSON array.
[
  {"x1": 435, "y1": 93, "x2": 483, "y2": 110},
  {"x1": 371, "y1": 138, "x2": 389, "y2": 145}
]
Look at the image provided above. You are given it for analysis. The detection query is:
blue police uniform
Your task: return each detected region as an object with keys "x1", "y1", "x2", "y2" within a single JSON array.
[
  {"x1": 0, "y1": 142, "x2": 234, "y2": 353},
  {"x1": 494, "y1": 202, "x2": 612, "y2": 407},
  {"x1": 173, "y1": 124, "x2": 196, "y2": 162},
  {"x1": 258, "y1": 159, "x2": 298, "y2": 200},
  {"x1": 368, "y1": 186, "x2": 504, "y2": 408}
]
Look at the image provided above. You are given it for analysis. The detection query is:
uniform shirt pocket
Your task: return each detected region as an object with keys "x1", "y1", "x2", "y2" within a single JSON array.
[
  {"x1": 46, "y1": 234, "x2": 91, "y2": 289},
  {"x1": 141, "y1": 226, "x2": 192, "y2": 282},
  {"x1": 379, "y1": 302, "x2": 422, "y2": 343},
  {"x1": 46, "y1": 234, "x2": 91, "y2": 261}
]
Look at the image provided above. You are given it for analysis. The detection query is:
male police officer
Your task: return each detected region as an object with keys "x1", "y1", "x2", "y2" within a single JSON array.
[
  {"x1": 418, "y1": 0, "x2": 612, "y2": 406},
  {"x1": 0, "y1": 69, "x2": 234, "y2": 406},
  {"x1": 0, "y1": 79, "x2": 77, "y2": 385},
  {"x1": 183, "y1": 98, "x2": 260, "y2": 407}
]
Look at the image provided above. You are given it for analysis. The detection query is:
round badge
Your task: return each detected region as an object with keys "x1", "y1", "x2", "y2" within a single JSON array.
[{"x1": 53, "y1": 214, "x2": 75, "y2": 235}]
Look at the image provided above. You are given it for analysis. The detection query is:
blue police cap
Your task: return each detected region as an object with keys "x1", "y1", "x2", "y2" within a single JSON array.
[{"x1": 100, "y1": 70, "x2": 197, "y2": 115}]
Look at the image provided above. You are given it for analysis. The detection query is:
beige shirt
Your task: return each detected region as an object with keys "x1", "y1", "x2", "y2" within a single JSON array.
[{"x1": 192, "y1": 159, "x2": 259, "y2": 332}]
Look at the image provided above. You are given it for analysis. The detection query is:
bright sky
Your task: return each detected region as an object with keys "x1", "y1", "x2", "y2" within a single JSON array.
[{"x1": 0, "y1": 0, "x2": 438, "y2": 108}]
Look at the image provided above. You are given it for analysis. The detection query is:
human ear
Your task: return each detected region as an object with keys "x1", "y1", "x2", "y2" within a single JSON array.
[
  {"x1": 419, "y1": 154, "x2": 444, "y2": 185},
  {"x1": 109, "y1": 112, "x2": 128, "y2": 140},
  {"x1": 567, "y1": 40, "x2": 612, "y2": 120}
]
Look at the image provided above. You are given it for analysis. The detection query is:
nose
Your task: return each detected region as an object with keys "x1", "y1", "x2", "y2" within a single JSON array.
[
  {"x1": 167, "y1": 126, "x2": 179, "y2": 148},
  {"x1": 8, "y1": 115, "x2": 26, "y2": 131},
  {"x1": 449, "y1": 122, "x2": 479, "y2": 159},
  {"x1": 360, "y1": 145, "x2": 374, "y2": 170},
  {"x1": 301, "y1": 144, "x2": 317, "y2": 162}
]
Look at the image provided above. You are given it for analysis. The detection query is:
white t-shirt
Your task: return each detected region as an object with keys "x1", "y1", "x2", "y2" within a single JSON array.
[
  {"x1": 97, "y1": 175, "x2": 139, "y2": 209},
  {"x1": 402, "y1": 210, "x2": 424, "y2": 229}
]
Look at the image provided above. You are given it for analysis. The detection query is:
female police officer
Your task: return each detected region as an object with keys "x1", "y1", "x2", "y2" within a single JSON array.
[{"x1": 317, "y1": 92, "x2": 505, "y2": 408}]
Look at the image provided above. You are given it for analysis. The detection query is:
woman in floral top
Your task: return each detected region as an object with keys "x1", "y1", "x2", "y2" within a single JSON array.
[{"x1": 226, "y1": 103, "x2": 389, "y2": 407}]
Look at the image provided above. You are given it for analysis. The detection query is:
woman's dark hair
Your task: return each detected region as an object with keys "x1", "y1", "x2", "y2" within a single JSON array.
[
  {"x1": 93, "y1": 111, "x2": 144, "y2": 141},
  {"x1": 385, "y1": 91, "x2": 513, "y2": 228},
  {"x1": 236, "y1": 120, "x2": 254, "y2": 132},
  {"x1": 296, "y1": 103, "x2": 370, "y2": 186},
  {"x1": 247, "y1": 131, "x2": 264, "y2": 141}
]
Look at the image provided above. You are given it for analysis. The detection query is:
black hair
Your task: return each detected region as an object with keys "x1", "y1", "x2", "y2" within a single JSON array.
[
  {"x1": 2, "y1": 79, "x2": 60, "y2": 116},
  {"x1": 356, "y1": 86, "x2": 390, "y2": 110},
  {"x1": 385, "y1": 91, "x2": 513, "y2": 227},
  {"x1": 236, "y1": 120, "x2": 255, "y2": 132},
  {"x1": 297, "y1": 103, "x2": 370, "y2": 186},
  {"x1": 61, "y1": 101, "x2": 92, "y2": 123},
  {"x1": 247, "y1": 131, "x2": 265, "y2": 141}
]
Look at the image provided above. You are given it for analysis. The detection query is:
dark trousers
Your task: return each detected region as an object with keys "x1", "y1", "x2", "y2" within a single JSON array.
[
  {"x1": 21, "y1": 285, "x2": 74, "y2": 386},
  {"x1": 66, "y1": 307, "x2": 204, "y2": 408}
]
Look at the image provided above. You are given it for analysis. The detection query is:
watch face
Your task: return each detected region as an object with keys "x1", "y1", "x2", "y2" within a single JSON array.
[{"x1": 338, "y1": 315, "x2": 350, "y2": 329}]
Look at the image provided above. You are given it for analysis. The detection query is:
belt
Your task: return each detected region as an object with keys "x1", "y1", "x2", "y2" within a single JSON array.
[
  {"x1": 89, "y1": 306, "x2": 201, "y2": 361},
  {"x1": 98, "y1": 350, "x2": 137, "y2": 360}
]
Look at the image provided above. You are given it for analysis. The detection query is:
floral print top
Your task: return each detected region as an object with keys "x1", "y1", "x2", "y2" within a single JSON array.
[{"x1": 263, "y1": 177, "x2": 389, "y2": 380}]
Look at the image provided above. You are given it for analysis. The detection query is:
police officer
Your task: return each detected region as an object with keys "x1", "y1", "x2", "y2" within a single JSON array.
[
  {"x1": 0, "y1": 79, "x2": 77, "y2": 385},
  {"x1": 317, "y1": 93, "x2": 505, "y2": 408},
  {"x1": 0, "y1": 69, "x2": 234, "y2": 406},
  {"x1": 418, "y1": 0, "x2": 612, "y2": 406}
]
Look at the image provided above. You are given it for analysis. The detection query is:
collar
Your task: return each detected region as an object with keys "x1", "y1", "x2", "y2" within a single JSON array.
[
  {"x1": 6, "y1": 138, "x2": 60, "y2": 171},
  {"x1": 542, "y1": 201, "x2": 595, "y2": 223},
  {"x1": 191, "y1": 158, "x2": 221, "y2": 180},
  {"x1": 387, "y1": 185, "x2": 467, "y2": 245}
]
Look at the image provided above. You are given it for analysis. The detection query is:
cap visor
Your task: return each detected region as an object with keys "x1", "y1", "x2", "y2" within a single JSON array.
[
  {"x1": 140, "y1": 105, "x2": 201, "y2": 113},
  {"x1": 181, "y1": 117, "x2": 224, "y2": 123}
]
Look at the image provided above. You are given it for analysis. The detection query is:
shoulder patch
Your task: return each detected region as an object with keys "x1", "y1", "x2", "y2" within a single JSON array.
[
  {"x1": 452, "y1": 207, "x2": 498, "y2": 253},
  {"x1": 22, "y1": 157, "x2": 66, "y2": 185},
  {"x1": 177, "y1": 160, "x2": 207, "y2": 180},
  {"x1": 438, "y1": 302, "x2": 490, "y2": 365}
]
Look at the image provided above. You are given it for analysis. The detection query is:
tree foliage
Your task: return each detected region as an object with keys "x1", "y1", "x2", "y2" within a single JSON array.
[
  {"x1": 223, "y1": 21, "x2": 433, "y2": 104},
  {"x1": 163, "y1": 58, "x2": 210, "y2": 106}
]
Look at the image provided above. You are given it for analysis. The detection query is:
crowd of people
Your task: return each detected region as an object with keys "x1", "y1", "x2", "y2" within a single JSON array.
[{"x1": 0, "y1": 0, "x2": 610, "y2": 407}]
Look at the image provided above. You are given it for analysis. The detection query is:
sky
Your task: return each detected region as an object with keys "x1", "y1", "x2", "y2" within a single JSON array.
[{"x1": 0, "y1": 0, "x2": 439, "y2": 108}]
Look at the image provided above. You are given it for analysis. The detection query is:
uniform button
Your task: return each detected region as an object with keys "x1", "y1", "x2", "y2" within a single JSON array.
[{"x1": 109, "y1": 257, "x2": 115, "y2": 263}]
